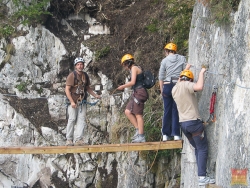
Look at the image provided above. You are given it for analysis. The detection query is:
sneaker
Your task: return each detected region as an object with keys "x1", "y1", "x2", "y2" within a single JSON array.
[
  {"x1": 131, "y1": 129, "x2": 139, "y2": 140},
  {"x1": 162, "y1": 135, "x2": 170, "y2": 142},
  {"x1": 66, "y1": 140, "x2": 74, "y2": 146},
  {"x1": 198, "y1": 176, "x2": 215, "y2": 186},
  {"x1": 131, "y1": 135, "x2": 146, "y2": 143},
  {"x1": 174, "y1": 136, "x2": 182, "y2": 141},
  {"x1": 74, "y1": 140, "x2": 86, "y2": 146}
]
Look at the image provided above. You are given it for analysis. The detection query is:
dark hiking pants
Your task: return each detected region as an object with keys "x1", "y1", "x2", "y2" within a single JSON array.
[
  {"x1": 181, "y1": 119, "x2": 208, "y2": 176},
  {"x1": 162, "y1": 83, "x2": 180, "y2": 136}
]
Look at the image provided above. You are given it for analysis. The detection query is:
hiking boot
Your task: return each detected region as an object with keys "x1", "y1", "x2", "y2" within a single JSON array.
[
  {"x1": 174, "y1": 136, "x2": 182, "y2": 141},
  {"x1": 74, "y1": 140, "x2": 86, "y2": 146},
  {"x1": 66, "y1": 140, "x2": 74, "y2": 146},
  {"x1": 198, "y1": 176, "x2": 215, "y2": 186},
  {"x1": 131, "y1": 135, "x2": 146, "y2": 143},
  {"x1": 131, "y1": 129, "x2": 139, "y2": 140},
  {"x1": 163, "y1": 135, "x2": 170, "y2": 142}
]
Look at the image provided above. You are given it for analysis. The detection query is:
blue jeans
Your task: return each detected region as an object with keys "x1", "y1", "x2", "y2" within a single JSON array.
[
  {"x1": 181, "y1": 119, "x2": 208, "y2": 176},
  {"x1": 162, "y1": 83, "x2": 180, "y2": 136}
]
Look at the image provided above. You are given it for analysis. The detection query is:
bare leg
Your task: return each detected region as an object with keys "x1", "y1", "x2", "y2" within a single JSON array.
[
  {"x1": 135, "y1": 114, "x2": 144, "y2": 134},
  {"x1": 125, "y1": 109, "x2": 138, "y2": 129}
]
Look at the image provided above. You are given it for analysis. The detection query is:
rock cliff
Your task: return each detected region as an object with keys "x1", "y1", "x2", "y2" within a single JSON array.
[
  {"x1": 182, "y1": 0, "x2": 249, "y2": 187},
  {"x1": 0, "y1": 0, "x2": 248, "y2": 188},
  {"x1": 0, "y1": 0, "x2": 182, "y2": 187}
]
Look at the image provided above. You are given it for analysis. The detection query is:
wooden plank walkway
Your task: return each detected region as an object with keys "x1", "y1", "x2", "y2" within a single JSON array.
[{"x1": 0, "y1": 141, "x2": 182, "y2": 154}]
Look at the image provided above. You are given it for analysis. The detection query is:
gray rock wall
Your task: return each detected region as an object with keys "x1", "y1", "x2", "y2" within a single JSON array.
[
  {"x1": 181, "y1": 0, "x2": 250, "y2": 187},
  {"x1": 0, "y1": 3, "x2": 180, "y2": 188},
  {"x1": 4, "y1": 0, "x2": 250, "y2": 187}
]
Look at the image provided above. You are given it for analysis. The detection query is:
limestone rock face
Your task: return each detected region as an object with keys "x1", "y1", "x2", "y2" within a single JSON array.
[
  {"x1": 181, "y1": 0, "x2": 250, "y2": 187},
  {"x1": 2, "y1": 0, "x2": 249, "y2": 187},
  {"x1": 0, "y1": 1, "x2": 180, "y2": 188}
]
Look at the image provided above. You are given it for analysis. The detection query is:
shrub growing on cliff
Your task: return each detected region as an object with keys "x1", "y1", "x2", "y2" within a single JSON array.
[
  {"x1": 0, "y1": 0, "x2": 51, "y2": 38},
  {"x1": 145, "y1": 19, "x2": 159, "y2": 32},
  {"x1": 95, "y1": 46, "x2": 111, "y2": 61},
  {"x1": 0, "y1": 25, "x2": 15, "y2": 38},
  {"x1": 209, "y1": 0, "x2": 241, "y2": 25},
  {"x1": 140, "y1": 85, "x2": 178, "y2": 162},
  {"x1": 16, "y1": 81, "x2": 27, "y2": 92},
  {"x1": 164, "y1": 0, "x2": 195, "y2": 55},
  {"x1": 12, "y1": 0, "x2": 51, "y2": 25}
]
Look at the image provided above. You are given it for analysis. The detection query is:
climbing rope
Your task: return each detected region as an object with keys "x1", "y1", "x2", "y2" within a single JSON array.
[
  {"x1": 111, "y1": 88, "x2": 118, "y2": 95},
  {"x1": 188, "y1": 63, "x2": 225, "y2": 77},
  {"x1": 188, "y1": 63, "x2": 250, "y2": 89},
  {"x1": 123, "y1": 130, "x2": 162, "y2": 176},
  {"x1": 1, "y1": 90, "x2": 130, "y2": 102},
  {"x1": 1, "y1": 93, "x2": 100, "y2": 106},
  {"x1": 80, "y1": 99, "x2": 99, "y2": 106},
  {"x1": 186, "y1": 63, "x2": 250, "y2": 125},
  {"x1": 127, "y1": 146, "x2": 160, "y2": 176},
  {"x1": 1, "y1": 93, "x2": 48, "y2": 99}
]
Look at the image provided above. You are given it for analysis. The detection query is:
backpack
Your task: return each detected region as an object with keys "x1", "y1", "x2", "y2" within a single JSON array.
[{"x1": 142, "y1": 70, "x2": 156, "y2": 89}]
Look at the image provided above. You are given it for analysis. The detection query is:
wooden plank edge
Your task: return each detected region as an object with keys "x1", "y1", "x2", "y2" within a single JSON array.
[{"x1": 0, "y1": 140, "x2": 183, "y2": 154}]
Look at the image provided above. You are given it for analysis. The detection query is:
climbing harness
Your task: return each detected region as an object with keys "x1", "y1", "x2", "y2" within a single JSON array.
[
  {"x1": 65, "y1": 96, "x2": 99, "y2": 119},
  {"x1": 204, "y1": 85, "x2": 217, "y2": 125},
  {"x1": 81, "y1": 99, "x2": 99, "y2": 106},
  {"x1": 65, "y1": 96, "x2": 99, "y2": 108}
]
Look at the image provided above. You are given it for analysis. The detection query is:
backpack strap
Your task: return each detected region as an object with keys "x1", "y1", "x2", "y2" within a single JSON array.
[
  {"x1": 73, "y1": 70, "x2": 86, "y2": 86},
  {"x1": 73, "y1": 71, "x2": 78, "y2": 86},
  {"x1": 83, "y1": 72, "x2": 89, "y2": 84},
  {"x1": 83, "y1": 72, "x2": 89, "y2": 100},
  {"x1": 71, "y1": 71, "x2": 88, "y2": 100},
  {"x1": 131, "y1": 66, "x2": 144, "y2": 90}
]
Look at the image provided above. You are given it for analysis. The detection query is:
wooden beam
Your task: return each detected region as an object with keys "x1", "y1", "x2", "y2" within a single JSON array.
[{"x1": 0, "y1": 141, "x2": 182, "y2": 154}]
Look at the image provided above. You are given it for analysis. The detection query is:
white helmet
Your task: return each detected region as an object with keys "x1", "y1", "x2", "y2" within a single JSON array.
[{"x1": 74, "y1": 57, "x2": 85, "y2": 66}]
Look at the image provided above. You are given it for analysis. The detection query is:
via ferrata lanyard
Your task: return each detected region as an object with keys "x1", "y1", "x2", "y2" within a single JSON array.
[{"x1": 204, "y1": 85, "x2": 217, "y2": 125}]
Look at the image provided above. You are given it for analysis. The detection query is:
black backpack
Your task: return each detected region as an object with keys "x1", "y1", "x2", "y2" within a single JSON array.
[{"x1": 142, "y1": 70, "x2": 156, "y2": 89}]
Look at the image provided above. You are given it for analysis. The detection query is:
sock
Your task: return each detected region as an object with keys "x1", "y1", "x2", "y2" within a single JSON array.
[
  {"x1": 138, "y1": 134, "x2": 144, "y2": 137},
  {"x1": 199, "y1": 176, "x2": 206, "y2": 180}
]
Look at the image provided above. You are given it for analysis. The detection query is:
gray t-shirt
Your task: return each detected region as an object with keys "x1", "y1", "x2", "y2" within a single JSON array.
[
  {"x1": 172, "y1": 81, "x2": 200, "y2": 122},
  {"x1": 158, "y1": 54, "x2": 186, "y2": 82}
]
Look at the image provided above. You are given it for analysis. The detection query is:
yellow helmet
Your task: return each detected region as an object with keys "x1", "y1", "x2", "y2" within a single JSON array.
[
  {"x1": 164, "y1": 43, "x2": 177, "y2": 52},
  {"x1": 121, "y1": 54, "x2": 134, "y2": 65},
  {"x1": 180, "y1": 70, "x2": 194, "y2": 80}
]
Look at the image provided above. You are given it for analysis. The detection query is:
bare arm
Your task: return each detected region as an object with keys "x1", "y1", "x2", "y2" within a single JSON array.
[
  {"x1": 159, "y1": 80, "x2": 164, "y2": 94},
  {"x1": 117, "y1": 66, "x2": 139, "y2": 90},
  {"x1": 193, "y1": 68, "x2": 206, "y2": 91},
  {"x1": 185, "y1": 63, "x2": 191, "y2": 70},
  {"x1": 86, "y1": 86, "x2": 101, "y2": 99},
  {"x1": 158, "y1": 61, "x2": 166, "y2": 95}
]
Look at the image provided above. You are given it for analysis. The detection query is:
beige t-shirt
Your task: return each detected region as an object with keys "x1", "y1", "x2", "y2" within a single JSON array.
[{"x1": 172, "y1": 81, "x2": 200, "y2": 122}]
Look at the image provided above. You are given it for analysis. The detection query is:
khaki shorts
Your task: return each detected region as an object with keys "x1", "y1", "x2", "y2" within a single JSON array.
[{"x1": 126, "y1": 87, "x2": 148, "y2": 115}]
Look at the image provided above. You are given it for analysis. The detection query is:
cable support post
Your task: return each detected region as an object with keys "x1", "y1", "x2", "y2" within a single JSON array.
[{"x1": 213, "y1": 85, "x2": 218, "y2": 92}]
